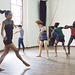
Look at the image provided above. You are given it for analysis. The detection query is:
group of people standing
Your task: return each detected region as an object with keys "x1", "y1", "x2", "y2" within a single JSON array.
[{"x1": 35, "y1": 20, "x2": 75, "y2": 59}]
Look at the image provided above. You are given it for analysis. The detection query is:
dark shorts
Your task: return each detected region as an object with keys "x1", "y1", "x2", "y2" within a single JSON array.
[
  {"x1": 56, "y1": 36, "x2": 65, "y2": 42},
  {"x1": 3, "y1": 39, "x2": 12, "y2": 45},
  {"x1": 40, "y1": 37, "x2": 47, "y2": 42},
  {"x1": 70, "y1": 36, "x2": 75, "y2": 39}
]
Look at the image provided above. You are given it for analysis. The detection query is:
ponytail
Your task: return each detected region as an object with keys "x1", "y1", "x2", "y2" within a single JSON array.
[{"x1": 0, "y1": 10, "x2": 6, "y2": 14}]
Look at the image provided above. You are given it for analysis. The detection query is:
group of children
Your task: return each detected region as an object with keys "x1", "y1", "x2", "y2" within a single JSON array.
[
  {"x1": 0, "y1": 9, "x2": 75, "y2": 71},
  {"x1": 35, "y1": 20, "x2": 75, "y2": 59}
]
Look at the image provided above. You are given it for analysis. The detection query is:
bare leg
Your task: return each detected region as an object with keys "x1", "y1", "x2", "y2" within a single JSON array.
[
  {"x1": 0, "y1": 46, "x2": 9, "y2": 64},
  {"x1": 37, "y1": 41, "x2": 43, "y2": 57},
  {"x1": 62, "y1": 42, "x2": 68, "y2": 57},
  {"x1": 54, "y1": 40, "x2": 58, "y2": 57},
  {"x1": 10, "y1": 43, "x2": 30, "y2": 67},
  {"x1": 67, "y1": 39, "x2": 73, "y2": 54},
  {"x1": 44, "y1": 40, "x2": 49, "y2": 59}
]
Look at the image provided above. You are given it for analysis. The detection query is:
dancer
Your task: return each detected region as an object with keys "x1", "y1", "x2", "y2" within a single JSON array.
[
  {"x1": 65, "y1": 21, "x2": 75, "y2": 54},
  {"x1": 0, "y1": 10, "x2": 30, "y2": 67},
  {"x1": 35, "y1": 20, "x2": 49, "y2": 59},
  {"x1": 14, "y1": 25, "x2": 25, "y2": 53},
  {"x1": 50, "y1": 22, "x2": 68, "y2": 57},
  {"x1": 0, "y1": 10, "x2": 6, "y2": 71}
]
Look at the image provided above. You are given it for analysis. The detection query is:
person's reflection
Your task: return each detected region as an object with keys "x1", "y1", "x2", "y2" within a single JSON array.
[{"x1": 21, "y1": 68, "x2": 30, "y2": 75}]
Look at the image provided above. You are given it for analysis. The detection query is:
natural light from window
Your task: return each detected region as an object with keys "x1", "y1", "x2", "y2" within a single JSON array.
[{"x1": 11, "y1": 0, "x2": 23, "y2": 25}]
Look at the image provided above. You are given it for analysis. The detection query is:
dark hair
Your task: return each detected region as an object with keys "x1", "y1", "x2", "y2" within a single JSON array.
[
  {"x1": 54, "y1": 22, "x2": 60, "y2": 28},
  {"x1": 18, "y1": 25, "x2": 22, "y2": 27},
  {"x1": 0, "y1": 10, "x2": 6, "y2": 14},
  {"x1": 5, "y1": 10, "x2": 11, "y2": 17},
  {"x1": 73, "y1": 21, "x2": 75, "y2": 28}
]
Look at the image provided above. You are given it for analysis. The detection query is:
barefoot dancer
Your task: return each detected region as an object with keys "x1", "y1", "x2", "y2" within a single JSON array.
[
  {"x1": 0, "y1": 9, "x2": 6, "y2": 71},
  {"x1": 35, "y1": 20, "x2": 49, "y2": 59},
  {"x1": 65, "y1": 21, "x2": 75, "y2": 54},
  {"x1": 0, "y1": 10, "x2": 30, "y2": 67},
  {"x1": 50, "y1": 22, "x2": 68, "y2": 57}
]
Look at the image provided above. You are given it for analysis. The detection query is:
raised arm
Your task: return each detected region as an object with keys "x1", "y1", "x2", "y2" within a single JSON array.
[
  {"x1": 63, "y1": 25, "x2": 72, "y2": 29},
  {"x1": 13, "y1": 31, "x2": 20, "y2": 35}
]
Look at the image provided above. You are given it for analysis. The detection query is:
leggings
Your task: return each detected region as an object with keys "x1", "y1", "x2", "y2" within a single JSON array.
[{"x1": 18, "y1": 38, "x2": 25, "y2": 51}]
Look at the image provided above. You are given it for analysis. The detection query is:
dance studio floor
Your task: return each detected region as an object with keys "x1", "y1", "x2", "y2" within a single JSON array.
[{"x1": 0, "y1": 47, "x2": 75, "y2": 75}]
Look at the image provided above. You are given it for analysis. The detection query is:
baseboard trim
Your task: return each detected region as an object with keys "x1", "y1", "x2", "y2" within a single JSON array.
[
  {"x1": 0, "y1": 45, "x2": 75, "y2": 52},
  {"x1": 25, "y1": 46, "x2": 39, "y2": 49},
  {"x1": 57, "y1": 45, "x2": 75, "y2": 47},
  {"x1": 0, "y1": 46, "x2": 39, "y2": 52}
]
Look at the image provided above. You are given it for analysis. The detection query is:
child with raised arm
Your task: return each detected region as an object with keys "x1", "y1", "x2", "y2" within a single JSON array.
[
  {"x1": 65, "y1": 21, "x2": 75, "y2": 54},
  {"x1": 14, "y1": 25, "x2": 25, "y2": 53},
  {"x1": 50, "y1": 22, "x2": 68, "y2": 57}
]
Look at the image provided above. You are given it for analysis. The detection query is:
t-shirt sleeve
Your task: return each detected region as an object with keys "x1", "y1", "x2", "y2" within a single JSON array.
[{"x1": 20, "y1": 29, "x2": 24, "y2": 36}]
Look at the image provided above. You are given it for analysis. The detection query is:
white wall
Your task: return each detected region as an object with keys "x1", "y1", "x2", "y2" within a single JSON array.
[
  {"x1": 27, "y1": 0, "x2": 40, "y2": 47},
  {"x1": 46, "y1": 0, "x2": 75, "y2": 46}
]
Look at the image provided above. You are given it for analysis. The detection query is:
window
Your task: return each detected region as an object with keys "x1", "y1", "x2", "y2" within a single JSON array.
[{"x1": 11, "y1": 0, "x2": 23, "y2": 25}]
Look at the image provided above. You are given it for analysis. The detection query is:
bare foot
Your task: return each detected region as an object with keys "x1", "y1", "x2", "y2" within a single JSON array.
[
  {"x1": 68, "y1": 53, "x2": 70, "y2": 55},
  {"x1": 23, "y1": 61, "x2": 30, "y2": 67},
  {"x1": 36, "y1": 55, "x2": 41, "y2": 57},
  {"x1": 66, "y1": 53, "x2": 68, "y2": 57},
  {"x1": 0, "y1": 68, "x2": 4, "y2": 71},
  {"x1": 55, "y1": 55, "x2": 58, "y2": 57},
  {"x1": 46, "y1": 57, "x2": 50, "y2": 60},
  {"x1": 25, "y1": 63, "x2": 30, "y2": 67},
  {"x1": 23, "y1": 51, "x2": 25, "y2": 54}
]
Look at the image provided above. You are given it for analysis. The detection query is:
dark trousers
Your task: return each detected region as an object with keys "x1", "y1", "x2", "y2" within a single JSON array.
[{"x1": 18, "y1": 38, "x2": 25, "y2": 51}]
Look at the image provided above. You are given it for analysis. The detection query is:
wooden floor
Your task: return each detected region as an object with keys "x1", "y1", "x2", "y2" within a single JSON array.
[{"x1": 0, "y1": 47, "x2": 75, "y2": 75}]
